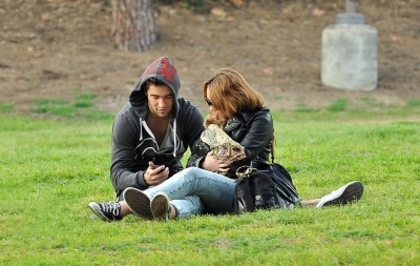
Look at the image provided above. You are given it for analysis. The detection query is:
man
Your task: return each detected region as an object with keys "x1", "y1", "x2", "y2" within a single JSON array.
[{"x1": 88, "y1": 56, "x2": 205, "y2": 221}]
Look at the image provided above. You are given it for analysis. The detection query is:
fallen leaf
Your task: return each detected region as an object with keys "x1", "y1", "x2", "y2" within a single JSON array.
[
  {"x1": 391, "y1": 35, "x2": 402, "y2": 43},
  {"x1": 41, "y1": 12, "x2": 55, "y2": 21},
  {"x1": 312, "y1": 8, "x2": 325, "y2": 17},
  {"x1": 263, "y1": 67, "x2": 274, "y2": 75},
  {"x1": 211, "y1": 8, "x2": 227, "y2": 18},
  {"x1": 226, "y1": 16, "x2": 235, "y2": 22},
  {"x1": 229, "y1": 0, "x2": 245, "y2": 7}
]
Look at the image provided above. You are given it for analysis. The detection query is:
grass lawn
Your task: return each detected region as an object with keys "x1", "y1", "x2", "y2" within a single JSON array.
[{"x1": 0, "y1": 99, "x2": 419, "y2": 265}]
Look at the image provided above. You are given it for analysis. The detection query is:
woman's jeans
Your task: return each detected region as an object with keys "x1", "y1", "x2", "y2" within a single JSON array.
[{"x1": 143, "y1": 167, "x2": 236, "y2": 218}]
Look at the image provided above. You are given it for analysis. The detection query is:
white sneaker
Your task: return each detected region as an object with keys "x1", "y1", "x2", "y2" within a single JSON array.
[
  {"x1": 316, "y1": 181, "x2": 364, "y2": 208},
  {"x1": 150, "y1": 192, "x2": 171, "y2": 222}
]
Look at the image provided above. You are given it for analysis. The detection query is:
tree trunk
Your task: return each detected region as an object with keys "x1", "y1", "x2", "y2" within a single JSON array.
[{"x1": 111, "y1": 0, "x2": 158, "y2": 53}]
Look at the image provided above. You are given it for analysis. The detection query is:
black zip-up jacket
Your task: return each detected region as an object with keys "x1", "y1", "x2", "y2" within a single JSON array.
[{"x1": 187, "y1": 107, "x2": 273, "y2": 178}]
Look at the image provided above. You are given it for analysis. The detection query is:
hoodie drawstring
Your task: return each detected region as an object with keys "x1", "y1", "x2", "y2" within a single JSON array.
[
  {"x1": 173, "y1": 118, "x2": 177, "y2": 157},
  {"x1": 139, "y1": 118, "x2": 143, "y2": 142},
  {"x1": 137, "y1": 117, "x2": 177, "y2": 158},
  {"x1": 133, "y1": 118, "x2": 144, "y2": 161}
]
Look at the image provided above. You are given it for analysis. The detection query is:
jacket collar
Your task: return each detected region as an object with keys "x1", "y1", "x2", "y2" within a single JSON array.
[
  {"x1": 224, "y1": 116, "x2": 241, "y2": 132},
  {"x1": 223, "y1": 107, "x2": 268, "y2": 132}
]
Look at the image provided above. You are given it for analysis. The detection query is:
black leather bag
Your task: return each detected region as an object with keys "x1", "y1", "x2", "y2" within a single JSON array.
[
  {"x1": 260, "y1": 161, "x2": 300, "y2": 209},
  {"x1": 233, "y1": 176, "x2": 255, "y2": 214},
  {"x1": 233, "y1": 162, "x2": 300, "y2": 214}
]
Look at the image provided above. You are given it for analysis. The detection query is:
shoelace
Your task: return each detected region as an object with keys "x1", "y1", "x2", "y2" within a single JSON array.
[{"x1": 102, "y1": 202, "x2": 120, "y2": 216}]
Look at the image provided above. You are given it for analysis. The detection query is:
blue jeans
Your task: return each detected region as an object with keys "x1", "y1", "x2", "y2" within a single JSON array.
[{"x1": 143, "y1": 167, "x2": 236, "y2": 218}]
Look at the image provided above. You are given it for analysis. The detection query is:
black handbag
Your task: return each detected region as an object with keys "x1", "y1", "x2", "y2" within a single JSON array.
[
  {"x1": 233, "y1": 161, "x2": 300, "y2": 214},
  {"x1": 258, "y1": 161, "x2": 300, "y2": 209}
]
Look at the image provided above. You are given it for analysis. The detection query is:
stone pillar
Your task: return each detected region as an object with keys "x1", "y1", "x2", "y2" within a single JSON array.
[{"x1": 321, "y1": 0, "x2": 378, "y2": 91}]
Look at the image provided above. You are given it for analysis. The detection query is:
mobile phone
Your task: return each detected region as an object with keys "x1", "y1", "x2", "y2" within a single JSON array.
[{"x1": 152, "y1": 165, "x2": 165, "y2": 172}]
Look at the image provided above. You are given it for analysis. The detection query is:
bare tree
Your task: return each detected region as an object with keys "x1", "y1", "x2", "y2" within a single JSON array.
[{"x1": 111, "y1": 0, "x2": 158, "y2": 53}]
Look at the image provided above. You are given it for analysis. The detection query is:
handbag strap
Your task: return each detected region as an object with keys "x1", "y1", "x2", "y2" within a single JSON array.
[
  {"x1": 236, "y1": 165, "x2": 257, "y2": 178},
  {"x1": 270, "y1": 134, "x2": 276, "y2": 163}
]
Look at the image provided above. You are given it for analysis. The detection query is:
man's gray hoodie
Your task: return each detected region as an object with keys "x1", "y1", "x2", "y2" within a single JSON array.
[{"x1": 110, "y1": 56, "x2": 204, "y2": 199}]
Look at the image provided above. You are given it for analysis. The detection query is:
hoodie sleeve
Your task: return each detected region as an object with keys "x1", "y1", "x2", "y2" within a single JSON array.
[{"x1": 110, "y1": 110, "x2": 148, "y2": 193}]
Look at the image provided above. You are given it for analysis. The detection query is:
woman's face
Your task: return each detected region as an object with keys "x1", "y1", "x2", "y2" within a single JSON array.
[{"x1": 206, "y1": 88, "x2": 225, "y2": 120}]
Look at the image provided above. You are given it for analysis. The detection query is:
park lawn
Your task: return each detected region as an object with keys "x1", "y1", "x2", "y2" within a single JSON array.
[{"x1": 0, "y1": 104, "x2": 419, "y2": 265}]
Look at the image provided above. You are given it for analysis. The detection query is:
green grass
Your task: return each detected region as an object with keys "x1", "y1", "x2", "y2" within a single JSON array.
[
  {"x1": 1, "y1": 101, "x2": 419, "y2": 265},
  {"x1": 0, "y1": 103, "x2": 14, "y2": 113},
  {"x1": 326, "y1": 98, "x2": 348, "y2": 112},
  {"x1": 32, "y1": 93, "x2": 114, "y2": 120}
]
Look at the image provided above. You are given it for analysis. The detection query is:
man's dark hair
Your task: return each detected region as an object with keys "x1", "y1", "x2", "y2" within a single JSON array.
[{"x1": 145, "y1": 78, "x2": 167, "y2": 91}]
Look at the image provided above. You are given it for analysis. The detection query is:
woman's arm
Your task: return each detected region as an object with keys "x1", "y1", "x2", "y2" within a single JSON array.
[{"x1": 229, "y1": 110, "x2": 274, "y2": 173}]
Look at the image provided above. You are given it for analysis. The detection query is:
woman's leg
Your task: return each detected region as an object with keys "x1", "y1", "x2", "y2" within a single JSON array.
[
  {"x1": 170, "y1": 195, "x2": 204, "y2": 218},
  {"x1": 298, "y1": 181, "x2": 364, "y2": 208},
  {"x1": 144, "y1": 167, "x2": 236, "y2": 215},
  {"x1": 300, "y1": 199, "x2": 320, "y2": 207}
]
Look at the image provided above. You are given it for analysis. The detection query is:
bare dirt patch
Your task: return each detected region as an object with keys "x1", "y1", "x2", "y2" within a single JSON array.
[{"x1": 1, "y1": 0, "x2": 419, "y2": 115}]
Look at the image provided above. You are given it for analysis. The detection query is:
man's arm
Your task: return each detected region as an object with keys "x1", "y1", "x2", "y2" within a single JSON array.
[{"x1": 110, "y1": 112, "x2": 149, "y2": 192}]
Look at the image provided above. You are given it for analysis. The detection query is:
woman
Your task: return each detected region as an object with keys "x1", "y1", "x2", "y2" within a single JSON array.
[{"x1": 90, "y1": 68, "x2": 364, "y2": 222}]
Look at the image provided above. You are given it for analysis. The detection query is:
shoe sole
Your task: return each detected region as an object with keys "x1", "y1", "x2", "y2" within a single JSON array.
[
  {"x1": 87, "y1": 202, "x2": 111, "y2": 222},
  {"x1": 123, "y1": 188, "x2": 153, "y2": 220},
  {"x1": 151, "y1": 193, "x2": 170, "y2": 221},
  {"x1": 322, "y1": 181, "x2": 364, "y2": 207}
]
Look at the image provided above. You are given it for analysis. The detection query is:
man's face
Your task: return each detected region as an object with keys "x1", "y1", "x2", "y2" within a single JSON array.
[{"x1": 147, "y1": 83, "x2": 174, "y2": 118}]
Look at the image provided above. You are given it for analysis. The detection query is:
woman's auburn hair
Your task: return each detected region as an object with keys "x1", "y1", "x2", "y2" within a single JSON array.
[{"x1": 202, "y1": 68, "x2": 264, "y2": 127}]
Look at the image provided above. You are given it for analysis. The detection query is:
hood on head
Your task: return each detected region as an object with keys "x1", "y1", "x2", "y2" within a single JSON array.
[{"x1": 129, "y1": 56, "x2": 181, "y2": 119}]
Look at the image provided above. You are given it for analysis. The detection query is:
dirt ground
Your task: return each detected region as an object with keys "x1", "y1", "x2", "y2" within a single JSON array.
[{"x1": 1, "y1": 0, "x2": 419, "y2": 115}]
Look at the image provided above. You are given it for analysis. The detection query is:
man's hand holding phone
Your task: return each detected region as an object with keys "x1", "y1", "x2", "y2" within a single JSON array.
[
  {"x1": 152, "y1": 164, "x2": 165, "y2": 172},
  {"x1": 144, "y1": 162, "x2": 169, "y2": 186}
]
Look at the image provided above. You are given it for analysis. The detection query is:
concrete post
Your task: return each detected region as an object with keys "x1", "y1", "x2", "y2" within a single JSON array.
[
  {"x1": 321, "y1": 0, "x2": 378, "y2": 91},
  {"x1": 345, "y1": 0, "x2": 356, "y2": 13}
]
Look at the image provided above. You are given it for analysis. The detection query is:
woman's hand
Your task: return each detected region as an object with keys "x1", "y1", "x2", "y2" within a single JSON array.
[{"x1": 202, "y1": 151, "x2": 229, "y2": 174}]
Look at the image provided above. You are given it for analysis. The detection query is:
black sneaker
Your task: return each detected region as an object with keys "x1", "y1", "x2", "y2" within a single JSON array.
[
  {"x1": 150, "y1": 192, "x2": 171, "y2": 222},
  {"x1": 123, "y1": 187, "x2": 153, "y2": 220},
  {"x1": 88, "y1": 202, "x2": 122, "y2": 222}
]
